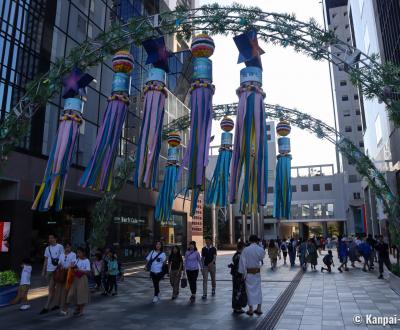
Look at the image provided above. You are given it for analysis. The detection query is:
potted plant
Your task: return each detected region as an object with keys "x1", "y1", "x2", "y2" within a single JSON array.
[{"x1": 0, "y1": 270, "x2": 18, "y2": 307}]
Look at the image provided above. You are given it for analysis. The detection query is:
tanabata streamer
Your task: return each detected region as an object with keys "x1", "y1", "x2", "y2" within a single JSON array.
[
  {"x1": 274, "y1": 120, "x2": 292, "y2": 219},
  {"x1": 32, "y1": 98, "x2": 84, "y2": 211},
  {"x1": 229, "y1": 31, "x2": 268, "y2": 215},
  {"x1": 180, "y1": 34, "x2": 215, "y2": 215},
  {"x1": 206, "y1": 117, "x2": 234, "y2": 208},
  {"x1": 80, "y1": 50, "x2": 133, "y2": 191},
  {"x1": 134, "y1": 37, "x2": 169, "y2": 189},
  {"x1": 155, "y1": 133, "x2": 181, "y2": 223}
]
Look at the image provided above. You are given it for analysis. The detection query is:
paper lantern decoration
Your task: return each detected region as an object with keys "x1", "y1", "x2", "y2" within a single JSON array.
[
  {"x1": 276, "y1": 120, "x2": 291, "y2": 137},
  {"x1": 112, "y1": 51, "x2": 134, "y2": 73},
  {"x1": 191, "y1": 34, "x2": 215, "y2": 58},
  {"x1": 168, "y1": 132, "x2": 181, "y2": 147},
  {"x1": 220, "y1": 116, "x2": 234, "y2": 132}
]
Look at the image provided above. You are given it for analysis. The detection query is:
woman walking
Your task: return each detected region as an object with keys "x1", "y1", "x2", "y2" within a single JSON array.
[
  {"x1": 146, "y1": 241, "x2": 166, "y2": 303},
  {"x1": 307, "y1": 239, "x2": 318, "y2": 271},
  {"x1": 67, "y1": 247, "x2": 90, "y2": 316},
  {"x1": 268, "y1": 240, "x2": 279, "y2": 271},
  {"x1": 58, "y1": 242, "x2": 76, "y2": 316},
  {"x1": 106, "y1": 252, "x2": 119, "y2": 296},
  {"x1": 184, "y1": 241, "x2": 201, "y2": 303},
  {"x1": 230, "y1": 242, "x2": 247, "y2": 314},
  {"x1": 92, "y1": 253, "x2": 103, "y2": 292},
  {"x1": 168, "y1": 245, "x2": 183, "y2": 299}
]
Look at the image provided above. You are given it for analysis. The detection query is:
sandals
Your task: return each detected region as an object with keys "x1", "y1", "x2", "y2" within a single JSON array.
[{"x1": 246, "y1": 310, "x2": 254, "y2": 316}]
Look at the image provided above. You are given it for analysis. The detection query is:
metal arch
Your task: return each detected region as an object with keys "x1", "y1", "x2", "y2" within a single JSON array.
[
  {"x1": 163, "y1": 102, "x2": 399, "y2": 232},
  {"x1": 3, "y1": 4, "x2": 398, "y2": 145}
]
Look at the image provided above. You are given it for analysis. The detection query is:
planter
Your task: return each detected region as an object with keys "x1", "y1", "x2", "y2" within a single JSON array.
[
  {"x1": 389, "y1": 272, "x2": 400, "y2": 295},
  {"x1": 0, "y1": 285, "x2": 18, "y2": 307}
]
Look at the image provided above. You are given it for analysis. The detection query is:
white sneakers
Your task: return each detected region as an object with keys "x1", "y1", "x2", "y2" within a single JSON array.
[
  {"x1": 152, "y1": 296, "x2": 159, "y2": 303},
  {"x1": 20, "y1": 305, "x2": 30, "y2": 311}
]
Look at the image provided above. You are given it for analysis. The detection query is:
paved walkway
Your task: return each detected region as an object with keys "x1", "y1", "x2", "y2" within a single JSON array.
[{"x1": 1, "y1": 250, "x2": 399, "y2": 330}]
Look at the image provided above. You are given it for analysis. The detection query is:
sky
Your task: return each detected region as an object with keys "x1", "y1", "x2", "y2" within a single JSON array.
[{"x1": 199, "y1": 0, "x2": 337, "y2": 169}]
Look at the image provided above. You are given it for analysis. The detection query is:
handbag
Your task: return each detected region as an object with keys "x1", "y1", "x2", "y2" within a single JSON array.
[
  {"x1": 180, "y1": 272, "x2": 187, "y2": 288},
  {"x1": 66, "y1": 268, "x2": 75, "y2": 289},
  {"x1": 48, "y1": 246, "x2": 60, "y2": 267},
  {"x1": 53, "y1": 266, "x2": 67, "y2": 283}
]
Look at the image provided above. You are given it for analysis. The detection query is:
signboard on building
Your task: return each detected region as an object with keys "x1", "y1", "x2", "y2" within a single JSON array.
[
  {"x1": 113, "y1": 217, "x2": 146, "y2": 225},
  {"x1": 191, "y1": 194, "x2": 203, "y2": 236},
  {"x1": 0, "y1": 221, "x2": 11, "y2": 252}
]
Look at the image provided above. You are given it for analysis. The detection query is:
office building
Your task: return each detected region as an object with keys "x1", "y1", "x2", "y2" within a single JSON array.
[{"x1": 0, "y1": 0, "x2": 198, "y2": 270}]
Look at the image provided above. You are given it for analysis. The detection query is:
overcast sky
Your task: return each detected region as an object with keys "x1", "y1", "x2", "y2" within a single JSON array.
[{"x1": 199, "y1": 0, "x2": 337, "y2": 169}]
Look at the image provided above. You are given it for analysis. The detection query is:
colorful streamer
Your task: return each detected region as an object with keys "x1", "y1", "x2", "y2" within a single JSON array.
[
  {"x1": 206, "y1": 117, "x2": 234, "y2": 208},
  {"x1": 180, "y1": 34, "x2": 215, "y2": 215},
  {"x1": 155, "y1": 133, "x2": 181, "y2": 223},
  {"x1": 32, "y1": 98, "x2": 83, "y2": 211},
  {"x1": 79, "y1": 51, "x2": 133, "y2": 191}
]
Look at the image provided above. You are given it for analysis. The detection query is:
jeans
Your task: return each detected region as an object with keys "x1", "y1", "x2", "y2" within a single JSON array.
[
  {"x1": 150, "y1": 272, "x2": 163, "y2": 296},
  {"x1": 289, "y1": 252, "x2": 296, "y2": 266},
  {"x1": 186, "y1": 269, "x2": 199, "y2": 295},
  {"x1": 202, "y1": 263, "x2": 216, "y2": 296},
  {"x1": 107, "y1": 275, "x2": 117, "y2": 293}
]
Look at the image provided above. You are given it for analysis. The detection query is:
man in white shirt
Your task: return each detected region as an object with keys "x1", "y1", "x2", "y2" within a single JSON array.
[
  {"x1": 239, "y1": 235, "x2": 266, "y2": 316},
  {"x1": 40, "y1": 234, "x2": 64, "y2": 314}
]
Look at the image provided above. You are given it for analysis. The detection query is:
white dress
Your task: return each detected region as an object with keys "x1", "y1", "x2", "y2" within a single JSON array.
[{"x1": 238, "y1": 243, "x2": 266, "y2": 307}]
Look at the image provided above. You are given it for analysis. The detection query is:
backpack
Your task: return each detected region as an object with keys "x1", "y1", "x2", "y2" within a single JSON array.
[{"x1": 281, "y1": 243, "x2": 287, "y2": 251}]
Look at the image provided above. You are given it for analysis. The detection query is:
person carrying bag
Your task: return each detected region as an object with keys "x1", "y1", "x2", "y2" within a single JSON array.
[{"x1": 145, "y1": 241, "x2": 166, "y2": 303}]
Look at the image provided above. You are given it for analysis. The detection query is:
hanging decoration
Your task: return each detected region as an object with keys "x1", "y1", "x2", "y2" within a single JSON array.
[
  {"x1": 32, "y1": 67, "x2": 93, "y2": 212},
  {"x1": 79, "y1": 50, "x2": 133, "y2": 191},
  {"x1": 180, "y1": 33, "x2": 215, "y2": 215},
  {"x1": 206, "y1": 117, "x2": 234, "y2": 208},
  {"x1": 134, "y1": 37, "x2": 169, "y2": 189},
  {"x1": 229, "y1": 30, "x2": 268, "y2": 215},
  {"x1": 273, "y1": 120, "x2": 292, "y2": 219},
  {"x1": 155, "y1": 132, "x2": 181, "y2": 223},
  {"x1": 32, "y1": 98, "x2": 85, "y2": 211}
]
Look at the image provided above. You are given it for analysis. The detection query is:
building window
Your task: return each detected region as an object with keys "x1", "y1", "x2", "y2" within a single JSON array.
[
  {"x1": 342, "y1": 95, "x2": 349, "y2": 101},
  {"x1": 267, "y1": 134, "x2": 272, "y2": 141},
  {"x1": 349, "y1": 174, "x2": 358, "y2": 183},
  {"x1": 333, "y1": 26, "x2": 338, "y2": 31},
  {"x1": 77, "y1": 15, "x2": 87, "y2": 34},
  {"x1": 325, "y1": 183, "x2": 333, "y2": 191},
  {"x1": 359, "y1": 141, "x2": 364, "y2": 148},
  {"x1": 353, "y1": 192, "x2": 361, "y2": 200},
  {"x1": 301, "y1": 204, "x2": 310, "y2": 217},
  {"x1": 313, "y1": 204, "x2": 323, "y2": 217},
  {"x1": 301, "y1": 185, "x2": 308, "y2": 192},
  {"x1": 326, "y1": 203, "x2": 334, "y2": 217},
  {"x1": 292, "y1": 185, "x2": 297, "y2": 193},
  {"x1": 332, "y1": 13, "x2": 337, "y2": 18},
  {"x1": 344, "y1": 11, "x2": 348, "y2": 16},
  {"x1": 266, "y1": 124, "x2": 270, "y2": 131},
  {"x1": 356, "y1": 109, "x2": 361, "y2": 115},
  {"x1": 375, "y1": 115, "x2": 382, "y2": 145},
  {"x1": 345, "y1": 24, "x2": 349, "y2": 29},
  {"x1": 347, "y1": 37, "x2": 351, "y2": 42},
  {"x1": 291, "y1": 205, "x2": 299, "y2": 218},
  {"x1": 357, "y1": 125, "x2": 362, "y2": 131},
  {"x1": 340, "y1": 80, "x2": 347, "y2": 86},
  {"x1": 313, "y1": 184, "x2": 320, "y2": 191},
  {"x1": 343, "y1": 110, "x2": 351, "y2": 117},
  {"x1": 354, "y1": 94, "x2": 359, "y2": 100},
  {"x1": 345, "y1": 126, "x2": 352, "y2": 132},
  {"x1": 268, "y1": 186, "x2": 274, "y2": 194}
]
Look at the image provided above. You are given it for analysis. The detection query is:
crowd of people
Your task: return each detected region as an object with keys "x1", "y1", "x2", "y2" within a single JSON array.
[{"x1": 10, "y1": 232, "x2": 394, "y2": 318}]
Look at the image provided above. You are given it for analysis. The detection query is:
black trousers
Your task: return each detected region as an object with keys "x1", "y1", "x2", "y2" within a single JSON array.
[
  {"x1": 322, "y1": 262, "x2": 332, "y2": 272},
  {"x1": 289, "y1": 252, "x2": 296, "y2": 266},
  {"x1": 94, "y1": 275, "x2": 102, "y2": 289},
  {"x1": 150, "y1": 272, "x2": 163, "y2": 296},
  {"x1": 379, "y1": 255, "x2": 392, "y2": 274},
  {"x1": 107, "y1": 275, "x2": 117, "y2": 293},
  {"x1": 186, "y1": 269, "x2": 199, "y2": 295}
]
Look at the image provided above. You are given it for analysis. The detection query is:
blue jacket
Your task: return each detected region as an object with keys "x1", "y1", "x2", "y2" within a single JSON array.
[
  {"x1": 338, "y1": 241, "x2": 348, "y2": 258},
  {"x1": 358, "y1": 242, "x2": 372, "y2": 257}
]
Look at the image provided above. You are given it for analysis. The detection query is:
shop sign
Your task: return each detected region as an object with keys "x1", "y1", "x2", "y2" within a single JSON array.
[
  {"x1": 114, "y1": 217, "x2": 146, "y2": 225},
  {"x1": 0, "y1": 222, "x2": 11, "y2": 252}
]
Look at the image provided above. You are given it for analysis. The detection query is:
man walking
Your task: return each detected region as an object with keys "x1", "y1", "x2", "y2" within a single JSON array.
[
  {"x1": 238, "y1": 235, "x2": 266, "y2": 316},
  {"x1": 288, "y1": 238, "x2": 297, "y2": 267},
  {"x1": 376, "y1": 235, "x2": 392, "y2": 279},
  {"x1": 40, "y1": 234, "x2": 64, "y2": 314},
  {"x1": 201, "y1": 236, "x2": 217, "y2": 299}
]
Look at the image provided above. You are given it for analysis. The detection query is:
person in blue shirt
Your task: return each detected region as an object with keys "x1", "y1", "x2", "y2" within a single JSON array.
[
  {"x1": 338, "y1": 238, "x2": 349, "y2": 272},
  {"x1": 321, "y1": 250, "x2": 334, "y2": 273},
  {"x1": 358, "y1": 238, "x2": 372, "y2": 272},
  {"x1": 106, "y1": 252, "x2": 119, "y2": 296}
]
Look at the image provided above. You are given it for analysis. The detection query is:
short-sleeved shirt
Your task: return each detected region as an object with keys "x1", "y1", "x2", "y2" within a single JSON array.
[
  {"x1": 201, "y1": 246, "x2": 217, "y2": 266},
  {"x1": 146, "y1": 251, "x2": 166, "y2": 273},
  {"x1": 44, "y1": 244, "x2": 64, "y2": 272},
  {"x1": 20, "y1": 265, "x2": 32, "y2": 285},
  {"x1": 75, "y1": 258, "x2": 91, "y2": 272},
  {"x1": 59, "y1": 251, "x2": 77, "y2": 269}
]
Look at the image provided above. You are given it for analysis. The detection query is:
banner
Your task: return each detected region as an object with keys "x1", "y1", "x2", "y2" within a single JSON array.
[{"x1": 0, "y1": 222, "x2": 11, "y2": 252}]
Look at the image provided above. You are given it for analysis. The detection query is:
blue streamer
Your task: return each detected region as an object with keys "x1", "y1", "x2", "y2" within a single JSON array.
[
  {"x1": 155, "y1": 163, "x2": 179, "y2": 223},
  {"x1": 273, "y1": 155, "x2": 292, "y2": 219}
]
